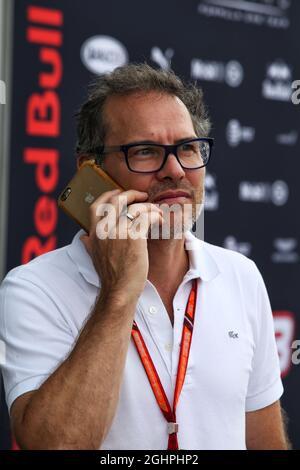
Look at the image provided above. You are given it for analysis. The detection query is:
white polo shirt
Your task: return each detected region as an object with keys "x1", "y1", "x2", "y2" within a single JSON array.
[{"x1": 0, "y1": 230, "x2": 283, "y2": 450}]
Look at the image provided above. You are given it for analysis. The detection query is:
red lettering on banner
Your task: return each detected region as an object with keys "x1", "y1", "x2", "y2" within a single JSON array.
[
  {"x1": 273, "y1": 310, "x2": 296, "y2": 379},
  {"x1": 27, "y1": 27, "x2": 62, "y2": 46},
  {"x1": 21, "y1": 5, "x2": 63, "y2": 272},
  {"x1": 39, "y1": 48, "x2": 62, "y2": 88},
  {"x1": 27, "y1": 91, "x2": 60, "y2": 137},
  {"x1": 24, "y1": 148, "x2": 59, "y2": 193},
  {"x1": 22, "y1": 235, "x2": 57, "y2": 264},
  {"x1": 13, "y1": 2, "x2": 63, "y2": 452},
  {"x1": 27, "y1": 6, "x2": 63, "y2": 26}
]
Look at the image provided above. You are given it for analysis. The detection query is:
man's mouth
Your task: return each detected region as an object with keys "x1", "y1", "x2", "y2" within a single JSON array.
[{"x1": 153, "y1": 190, "x2": 192, "y2": 204}]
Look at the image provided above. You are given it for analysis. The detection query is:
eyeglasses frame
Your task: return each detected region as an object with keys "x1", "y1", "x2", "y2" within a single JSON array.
[{"x1": 92, "y1": 137, "x2": 214, "y2": 173}]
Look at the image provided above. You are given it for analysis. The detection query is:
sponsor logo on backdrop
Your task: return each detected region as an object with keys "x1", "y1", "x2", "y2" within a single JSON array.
[
  {"x1": 0, "y1": 79, "x2": 5, "y2": 104},
  {"x1": 273, "y1": 311, "x2": 295, "y2": 378},
  {"x1": 151, "y1": 47, "x2": 174, "y2": 70},
  {"x1": 191, "y1": 59, "x2": 243, "y2": 87},
  {"x1": 239, "y1": 180, "x2": 289, "y2": 206},
  {"x1": 291, "y1": 80, "x2": 300, "y2": 105},
  {"x1": 197, "y1": 0, "x2": 291, "y2": 29},
  {"x1": 223, "y1": 236, "x2": 252, "y2": 257},
  {"x1": 226, "y1": 119, "x2": 255, "y2": 147},
  {"x1": 271, "y1": 238, "x2": 299, "y2": 263},
  {"x1": 262, "y1": 60, "x2": 293, "y2": 101},
  {"x1": 81, "y1": 36, "x2": 128, "y2": 75},
  {"x1": 205, "y1": 173, "x2": 219, "y2": 210},
  {"x1": 276, "y1": 130, "x2": 298, "y2": 146}
]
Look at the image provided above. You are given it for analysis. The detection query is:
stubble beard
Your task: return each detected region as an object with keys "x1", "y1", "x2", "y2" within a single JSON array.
[{"x1": 148, "y1": 186, "x2": 205, "y2": 240}]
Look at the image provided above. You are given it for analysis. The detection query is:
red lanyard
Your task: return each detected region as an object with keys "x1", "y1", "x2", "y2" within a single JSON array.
[{"x1": 131, "y1": 278, "x2": 198, "y2": 450}]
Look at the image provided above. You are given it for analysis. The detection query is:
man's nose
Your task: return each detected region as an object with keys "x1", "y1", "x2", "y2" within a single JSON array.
[{"x1": 156, "y1": 152, "x2": 186, "y2": 181}]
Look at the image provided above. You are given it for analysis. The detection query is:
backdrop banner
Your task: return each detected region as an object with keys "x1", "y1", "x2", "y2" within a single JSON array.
[{"x1": 1, "y1": 0, "x2": 299, "y2": 449}]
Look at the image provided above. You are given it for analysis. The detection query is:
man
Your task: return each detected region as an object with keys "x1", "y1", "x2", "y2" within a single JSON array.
[{"x1": 0, "y1": 64, "x2": 289, "y2": 450}]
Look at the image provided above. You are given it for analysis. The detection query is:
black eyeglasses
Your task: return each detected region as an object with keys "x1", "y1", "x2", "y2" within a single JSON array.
[{"x1": 93, "y1": 137, "x2": 214, "y2": 173}]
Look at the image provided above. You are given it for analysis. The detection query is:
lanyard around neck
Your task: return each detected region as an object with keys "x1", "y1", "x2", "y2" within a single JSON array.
[{"x1": 131, "y1": 278, "x2": 198, "y2": 450}]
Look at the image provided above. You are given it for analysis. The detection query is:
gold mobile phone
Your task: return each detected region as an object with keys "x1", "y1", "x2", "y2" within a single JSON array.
[{"x1": 58, "y1": 160, "x2": 124, "y2": 233}]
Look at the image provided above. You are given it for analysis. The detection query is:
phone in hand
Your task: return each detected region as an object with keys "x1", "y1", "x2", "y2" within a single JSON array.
[{"x1": 58, "y1": 160, "x2": 124, "y2": 233}]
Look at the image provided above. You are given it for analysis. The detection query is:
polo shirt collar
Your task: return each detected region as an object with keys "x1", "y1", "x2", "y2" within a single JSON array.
[
  {"x1": 67, "y1": 229, "x2": 100, "y2": 287},
  {"x1": 184, "y1": 230, "x2": 220, "y2": 282},
  {"x1": 67, "y1": 229, "x2": 220, "y2": 288}
]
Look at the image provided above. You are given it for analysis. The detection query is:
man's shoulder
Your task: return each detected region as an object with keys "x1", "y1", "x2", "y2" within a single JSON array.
[
  {"x1": 202, "y1": 239, "x2": 253, "y2": 263},
  {"x1": 201, "y1": 239, "x2": 259, "y2": 280},
  {"x1": 198, "y1": 240, "x2": 266, "y2": 311},
  {"x1": 1, "y1": 238, "x2": 76, "y2": 289},
  {"x1": 0, "y1": 231, "x2": 93, "y2": 334}
]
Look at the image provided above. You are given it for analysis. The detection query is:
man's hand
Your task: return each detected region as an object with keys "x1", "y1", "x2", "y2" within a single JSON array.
[{"x1": 80, "y1": 188, "x2": 163, "y2": 303}]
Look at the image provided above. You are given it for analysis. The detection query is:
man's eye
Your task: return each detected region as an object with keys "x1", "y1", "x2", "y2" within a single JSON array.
[
  {"x1": 132, "y1": 146, "x2": 157, "y2": 156},
  {"x1": 181, "y1": 144, "x2": 195, "y2": 152},
  {"x1": 138, "y1": 147, "x2": 152, "y2": 155}
]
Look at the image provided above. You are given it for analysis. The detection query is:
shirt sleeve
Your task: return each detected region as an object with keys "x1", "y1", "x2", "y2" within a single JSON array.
[
  {"x1": 0, "y1": 270, "x2": 75, "y2": 414},
  {"x1": 245, "y1": 264, "x2": 284, "y2": 412}
]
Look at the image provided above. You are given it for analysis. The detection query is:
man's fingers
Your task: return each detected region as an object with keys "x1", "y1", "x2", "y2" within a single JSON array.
[
  {"x1": 89, "y1": 188, "x2": 122, "y2": 209},
  {"x1": 125, "y1": 202, "x2": 163, "y2": 218},
  {"x1": 94, "y1": 204, "x2": 163, "y2": 240},
  {"x1": 87, "y1": 189, "x2": 122, "y2": 229},
  {"x1": 89, "y1": 189, "x2": 149, "y2": 228},
  {"x1": 109, "y1": 191, "x2": 150, "y2": 218},
  {"x1": 90, "y1": 189, "x2": 148, "y2": 213},
  {"x1": 127, "y1": 210, "x2": 163, "y2": 239},
  {"x1": 112, "y1": 189, "x2": 149, "y2": 206}
]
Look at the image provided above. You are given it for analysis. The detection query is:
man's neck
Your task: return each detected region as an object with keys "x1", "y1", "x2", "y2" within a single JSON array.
[{"x1": 147, "y1": 236, "x2": 189, "y2": 293}]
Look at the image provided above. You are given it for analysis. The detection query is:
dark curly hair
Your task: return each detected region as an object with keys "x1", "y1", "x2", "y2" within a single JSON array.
[{"x1": 76, "y1": 63, "x2": 211, "y2": 159}]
